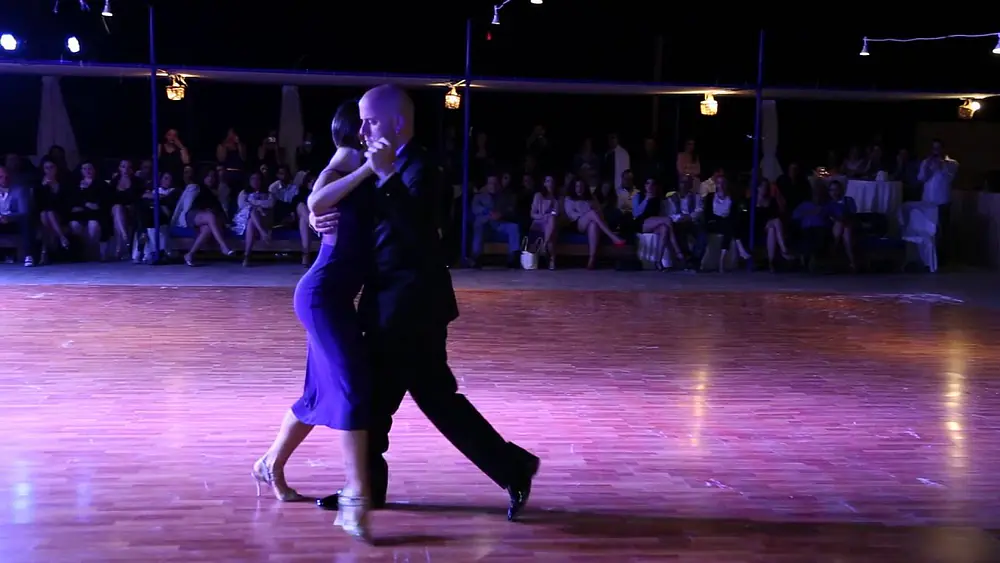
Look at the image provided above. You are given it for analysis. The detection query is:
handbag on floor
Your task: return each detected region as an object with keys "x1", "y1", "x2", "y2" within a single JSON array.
[{"x1": 519, "y1": 236, "x2": 543, "y2": 270}]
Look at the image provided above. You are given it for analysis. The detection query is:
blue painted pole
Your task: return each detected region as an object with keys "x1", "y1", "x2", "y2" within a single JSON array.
[
  {"x1": 747, "y1": 28, "x2": 764, "y2": 272},
  {"x1": 459, "y1": 17, "x2": 472, "y2": 267},
  {"x1": 149, "y1": 3, "x2": 161, "y2": 262}
]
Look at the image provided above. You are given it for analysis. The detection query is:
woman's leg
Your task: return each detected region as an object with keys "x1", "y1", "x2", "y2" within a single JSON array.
[
  {"x1": 254, "y1": 409, "x2": 313, "y2": 501},
  {"x1": 86, "y1": 220, "x2": 103, "y2": 260},
  {"x1": 542, "y1": 216, "x2": 556, "y2": 257},
  {"x1": 243, "y1": 219, "x2": 256, "y2": 266},
  {"x1": 336, "y1": 429, "x2": 371, "y2": 539},
  {"x1": 296, "y1": 203, "x2": 311, "y2": 265},
  {"x1": 111, "y1": 204, "x2": 130, "y2": 255},
  {"x1": 583, "y1": 209, "x2": 623, "y2": 244},
  {"x1": 766, "y1": 223, "x2": 778, "y2": 270},
  {"x1": 185, "y1": 224, "x2": 212, "y2": 264},
  {"x1": 196, "y1": 210, "x2": 232, "y2": 255},
  {"x1": 585, "y1": 221, "x2": 599, "y2": 268},
  {"x1": 767, "y1": 218, "x2": 793, "y2": 259}
]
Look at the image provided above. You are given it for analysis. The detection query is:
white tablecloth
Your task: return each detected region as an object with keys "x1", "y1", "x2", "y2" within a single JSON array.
[
  {"x1": 897, "y1": 202, "x2": 938, "y2": 272},
  {"x1": 846, "y1": 180, "x2": 903, "y2": 215}
]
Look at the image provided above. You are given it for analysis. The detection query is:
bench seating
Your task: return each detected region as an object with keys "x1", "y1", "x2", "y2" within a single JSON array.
[
  {"x1": 482, "y1": 230, "x2": 634, "y2": 258},
  {"x1": 167, "y1": 226, "x2": 320, "y2": 254}
]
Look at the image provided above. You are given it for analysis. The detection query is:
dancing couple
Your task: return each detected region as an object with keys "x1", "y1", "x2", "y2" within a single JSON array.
[{"x1": 252, "y1": 85, "x2": 541, "y2": 543}]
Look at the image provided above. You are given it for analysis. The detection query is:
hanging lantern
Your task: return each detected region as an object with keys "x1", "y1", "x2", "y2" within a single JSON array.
[
  {"x1": 165, "y1": 74, "x2": 187, "y2": 101},
  {"x1": 700, "y1": 93, "x2": 718, "y2": 116},
  {"x1": 444, "y1": 86, "x2": 461, "y2": 110},
  {"x1": 958, "y1": 98, "x2": 981, "y2": 120}
]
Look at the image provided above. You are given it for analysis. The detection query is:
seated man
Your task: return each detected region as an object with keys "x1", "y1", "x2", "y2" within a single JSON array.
[
  {"x1": 666, "y1": 176, "x2": 706, "y2": 267},
  {"x1": 825, "y1": 180, "x2": 858, "y2": 271},
  {"x1": 471, "y1": 174, "x2": 521, "y2": 267},
  {"x1": 792, "y1": 183, "x2": 832, "y2": 268},
  {"x1": 0, "y1": 165, "x2": 35, "y2": 266}
]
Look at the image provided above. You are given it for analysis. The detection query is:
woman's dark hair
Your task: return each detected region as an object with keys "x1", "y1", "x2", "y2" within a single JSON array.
[
  {"x1": 567, "y1": 179, "x2": 590, "y2": 201},
  {"x1": 331, "y1": 100, "x2": 362, "y2": 150}
]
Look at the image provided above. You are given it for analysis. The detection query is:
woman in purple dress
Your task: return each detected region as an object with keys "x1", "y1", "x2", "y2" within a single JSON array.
[{"x1": 252, "y1": 101, "x2": 375, "y2": 542}]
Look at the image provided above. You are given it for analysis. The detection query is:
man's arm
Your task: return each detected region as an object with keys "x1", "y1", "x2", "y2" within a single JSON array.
[{"x1": 380, "y1": 152, "x2": 441, "y2": 224}]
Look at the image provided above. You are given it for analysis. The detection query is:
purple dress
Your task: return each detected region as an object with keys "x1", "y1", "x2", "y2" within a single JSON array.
[{"x1": 290, "y1": 176, "x2": 374, "y2": 430}]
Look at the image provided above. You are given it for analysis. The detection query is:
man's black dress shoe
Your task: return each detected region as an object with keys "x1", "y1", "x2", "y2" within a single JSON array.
[{"x1": 506, "y1": 456, "x2": 540, "y2": 521}]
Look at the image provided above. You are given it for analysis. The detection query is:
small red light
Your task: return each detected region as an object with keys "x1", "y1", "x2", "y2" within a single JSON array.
[{"x1": 486, "y1": 32, "x2": 492, "y2": 41}]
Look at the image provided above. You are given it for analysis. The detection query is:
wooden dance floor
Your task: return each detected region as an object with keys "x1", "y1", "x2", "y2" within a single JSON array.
[{"x1": 1, "y1": 283, "x2": 999, "y2": 562}]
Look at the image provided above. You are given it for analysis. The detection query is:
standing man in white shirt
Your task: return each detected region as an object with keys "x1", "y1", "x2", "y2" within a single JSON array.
[{"x1": 917, "y1": 138, "x2": 958, "y2": 265}]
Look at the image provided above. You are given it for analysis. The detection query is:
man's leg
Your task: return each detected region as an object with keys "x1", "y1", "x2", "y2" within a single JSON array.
[
  {"x1": 17, "y1": 215, "x2": 35, "y2": 263},
  {"x1": 404, "y1": 325, "x2": 537, "y2": 490},
  {"x1": 365, "y1": 328, "x2": 408, "y2": 506},
  {"x1": 501, "y1": 222, "x2": 521, "y2": 264},
  {"x1": 471, "y1": 222, "x2": 486, "y2": 260}
]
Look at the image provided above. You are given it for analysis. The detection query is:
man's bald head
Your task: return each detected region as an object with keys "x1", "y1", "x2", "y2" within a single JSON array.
[{"x1": 358, "y1": 84, "x2": 415, "y2": 149}]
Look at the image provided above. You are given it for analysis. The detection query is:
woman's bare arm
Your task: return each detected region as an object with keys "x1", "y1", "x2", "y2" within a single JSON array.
[{"x1": 307, "y1": 153, "x2": 374, "y2": 213}]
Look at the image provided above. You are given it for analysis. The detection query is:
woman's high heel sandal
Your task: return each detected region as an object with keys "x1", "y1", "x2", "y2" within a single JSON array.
[
  {"x1": 334, "y1": 494, "x2": 372, "y2": 544},
  {"x1": 251, "y1": 457, "x2": 306, "y2": 502}
]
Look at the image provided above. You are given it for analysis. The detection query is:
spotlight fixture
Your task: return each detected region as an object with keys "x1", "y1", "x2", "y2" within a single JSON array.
[
  {"x1": 0, "y1": 33, "x2": 17, "y2": 52},
  {"x1": 859, "y1": 37, "x2": 869, "y2": 56},
  {"x1": 79, "y1": 0, "x2": 90, "y2": 11},
  {"x1": 101, "y1": 0, "x2": 112, "y2": 17},
  {"x1": 994, "y1": 33, "x2": 1000, "y2": 54},
  {"x1": 52, "y1": 0, "x2": 59, "y2": 14},
  {"x1": 491, "y1": 6, "x2": 500, "y2": 25},
  {"x1": 531, "y1": 0, "x2": 543, "y2": 4},
  {"x1": 66, "y1": 36, "x2": 81, "y2": 54}
]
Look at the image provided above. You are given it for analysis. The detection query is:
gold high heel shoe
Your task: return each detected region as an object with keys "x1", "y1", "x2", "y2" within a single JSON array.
[
  {"x1": 334, "y1": 493, "x2": 372, "y2": 543},
  {"x1": 251, "y1": 457, "x2": 307, "y2": 502}
]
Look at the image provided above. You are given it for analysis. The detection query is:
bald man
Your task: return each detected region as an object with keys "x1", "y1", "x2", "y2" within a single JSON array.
[{"x1": 312, "y1": 85, "x2": 540, "y2": 521}]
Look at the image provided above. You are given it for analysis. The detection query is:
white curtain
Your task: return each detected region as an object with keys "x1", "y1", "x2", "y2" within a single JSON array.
[
  {"x1": 36, "y1": 76, "x2": 80, "y2": 170},
  {"x1": 278, "y1": 85, "x2": 304, "y2": 173},
  {"x1": 759, "y1": 99, "x2": 781, "y2": 182}
]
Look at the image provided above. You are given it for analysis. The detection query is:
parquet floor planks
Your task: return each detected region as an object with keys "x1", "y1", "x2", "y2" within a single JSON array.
[{"x1": 1, "y1": 285, "x2": 998, "y2": 562}]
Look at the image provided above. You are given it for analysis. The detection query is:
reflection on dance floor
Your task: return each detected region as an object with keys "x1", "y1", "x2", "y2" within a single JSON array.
[{"x1": 0, "y1": 285, "x2": 998, "y2": 562}]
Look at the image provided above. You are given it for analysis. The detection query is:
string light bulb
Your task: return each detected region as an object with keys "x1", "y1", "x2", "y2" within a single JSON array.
[
  {"x1": 700, "y1": 93, "x2": 718, "y2": 116},
  {"x1": 165, "y1": 74, "x2": 187, "y2": 101},
  {"x1": 958, "y1": 99, "x2": 981, "y2": 120},
  {"x1": 444, "y1": 86, "x2": 461, "y2": 110}
]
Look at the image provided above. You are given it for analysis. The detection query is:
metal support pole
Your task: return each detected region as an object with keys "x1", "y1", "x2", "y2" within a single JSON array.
[
  {"x1": 148, "y1": 3, "x2": 161, "y2": 262},
  {"x1": 747, "y1": 29, "x2": 765, "y2": 272},
  {"x1": 459, "y1": 17, "x2": 473, "y2": 267}
]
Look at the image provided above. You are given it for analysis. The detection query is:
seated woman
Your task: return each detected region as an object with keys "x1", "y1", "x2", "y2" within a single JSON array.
[
  {"x1": 633, "y1": 177, "x2": 682, "y2": 270},
  {"x1": 703, "y1": 172, "x2": 752, "y2": 272},
  {"x1": 35, "y1": 157, "x2": 70, "y2": 264},
  {"x1": 181, "y1": 168, "x2": 236, "y2": 266},
  {"x1": 67, "y1": 161, "x2": 111, "y2": 261},
  {"x1": 563, "y1": 178, "x2": 624, "y2": 269},
  {"x1": 528, "y1": 175, "x2": 562, "y2": 270},
  {"x1": 755, "y1": 178, "x2": 795, "y2": 272},
  {"x1": 109, "y1": 160, "x2": 142, "y2": 260},
  {"x1": 134, "y1": 171, "x2": 179, "y2": 264},
  {"x1": 232, "y1": 171, "x2": 275, "y2": 267},
  {"x1": 826, "y1": 180, "x2": 858, "y2": 272}
]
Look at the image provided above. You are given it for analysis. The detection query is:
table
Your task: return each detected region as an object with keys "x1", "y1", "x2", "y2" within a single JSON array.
[{"x1": 846, "y1": 180, "x2": 903, "y2": 215}]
